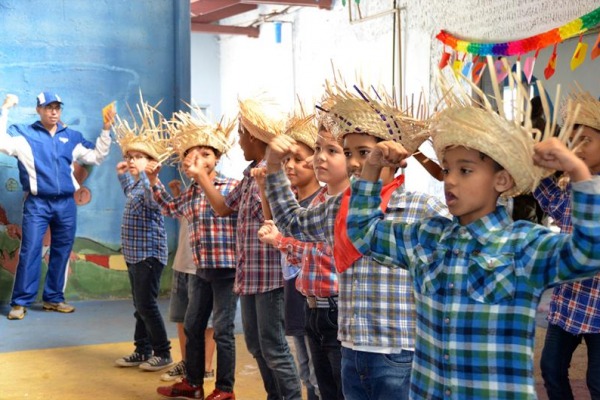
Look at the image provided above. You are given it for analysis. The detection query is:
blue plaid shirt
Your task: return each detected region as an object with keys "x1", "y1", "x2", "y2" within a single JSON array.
[
  {"x1": 119, "y1": 172, "x2": 168, "y2": 266},
  {"x1": 266, "y1": 169, "x2": 448, "y2": 351},
  {"x1": 347, "y1": 177, "x2": 600, "y2": 400}
]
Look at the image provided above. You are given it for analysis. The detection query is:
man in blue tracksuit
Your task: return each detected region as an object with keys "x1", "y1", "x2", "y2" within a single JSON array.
[{"x1": 0, "y1": 92, "x2": 115, "y2": 320}]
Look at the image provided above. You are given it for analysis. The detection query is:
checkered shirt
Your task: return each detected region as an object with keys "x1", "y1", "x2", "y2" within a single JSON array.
[
  {"x1": 152, "y1": 174, "x2": 239, "y2": 271},
  {"x1": 266, "y1": 169, "x2": 447, "y2": 351},
  {"x1": 226, "y1": 161, "x2": 283, "y2": 294},
  {"x1": 534, "y1": 175, "x2": 600, "y2": 334},
  {"x1": 119, "y1": 172, "x2": 168, "y2": 265},
  {"x1": 347, "y1": 177, "x2": 600, "y2": 400}
]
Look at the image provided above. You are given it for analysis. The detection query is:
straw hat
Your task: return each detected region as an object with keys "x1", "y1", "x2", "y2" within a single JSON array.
[
  {"x1": 168, "y1": 106, "x2": 235, "y2": 161},
  {"x1": 317, "y1": 80, "x2": 429, "y2": 153},
  {"x1": 562, "y1": 84, "x2": 600, "y2": 132},
  {"x1": 238, "y1": 97, "x2": 284, "y2": 144},
  {"x1": 431, "y1": 56, "x2": 580, "y2": 197},
  {"x1": 113, "y1": 95, "x2": 172, "y2": 163}
]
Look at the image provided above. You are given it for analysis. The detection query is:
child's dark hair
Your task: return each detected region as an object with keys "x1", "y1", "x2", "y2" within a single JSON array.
[{"x1": 479, "y1": 152, "x2": 504, "y2": 171}]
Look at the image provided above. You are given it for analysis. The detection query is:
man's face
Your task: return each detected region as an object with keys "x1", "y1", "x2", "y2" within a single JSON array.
[{"x1": 37, "y1": 102, "x2": 62, "y2": 127}]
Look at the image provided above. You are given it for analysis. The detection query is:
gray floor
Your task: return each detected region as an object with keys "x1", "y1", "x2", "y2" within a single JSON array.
[{"x1": 0, "y1": 298, "x2": 243, "y2": 353}]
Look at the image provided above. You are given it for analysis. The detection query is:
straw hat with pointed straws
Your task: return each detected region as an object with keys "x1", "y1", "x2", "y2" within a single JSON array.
[{"x1": 238, "y1": 97, "x2": 284, "y2": 144}]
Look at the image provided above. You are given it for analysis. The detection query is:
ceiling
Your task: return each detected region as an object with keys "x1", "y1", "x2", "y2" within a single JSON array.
[{"x1": 190, "y1": 0, "x2": 333, "y2": 37}]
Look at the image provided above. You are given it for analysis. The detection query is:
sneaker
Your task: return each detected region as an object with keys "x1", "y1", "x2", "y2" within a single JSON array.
[
  {"x1": 205, "y1": 389, "x2": 235, "y2": 400},
  {"x1": 161, "y1": 360, "x2": 186, "y2": 381},
  {"x1": 157, "y1": 379, "x2": 204, "y2": 399},
  {"x1": 7, "y1": 306, "x2": 26, "y2": 320},
  {"x1": 42, "y1": 301, "x2": 75, "y2": 313},
  {"x1": 140, "y1": 355, "x2": 174, "y2": 371},
  {"x1": 115, "y1": 352, "x2": 150, "y2": 367},
  {"x1": 203, "y1": 369, "x2": 215, "y2": 381}
]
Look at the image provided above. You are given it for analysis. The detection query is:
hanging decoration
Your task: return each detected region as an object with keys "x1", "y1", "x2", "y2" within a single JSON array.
[{"x1": 436, "y1": 6, "x2": 600, "y2": 80}]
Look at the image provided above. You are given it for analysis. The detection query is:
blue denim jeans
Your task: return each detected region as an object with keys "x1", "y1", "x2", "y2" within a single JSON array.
[
  {"x1": 126, "y1": 257, "x2": 171, "y2": 358},
  {"x1": 241, "y1": 288, "x2": 302, "y2": 400},
  {"x1": 184, "y1": 275, "x2": 238, "y2": 391},
  {"x1": 305, "y1": 302, "x2": 343, "y2": 400},
  {"x1": 292, "y1": 335, "x2": 320, "y2": 400},
  {"x1": 341, "y1": 346, "x2": 412, "y2": 400},
  {"x1": 541, "y1": 323, "x2": 600, "y2": 400}
]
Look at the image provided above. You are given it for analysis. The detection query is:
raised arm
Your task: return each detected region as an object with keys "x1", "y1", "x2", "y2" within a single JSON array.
[
  {"x1": 0, "y1": 94, "x2": 20, "y2": 156},
  {"x1": 185, "y1": 151, "x2": 234, "y2": 216}
]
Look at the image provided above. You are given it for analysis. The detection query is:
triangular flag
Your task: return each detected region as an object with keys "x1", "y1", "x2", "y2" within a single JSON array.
[
  {"x1": 523, "y1": 52, "x2": 537, "y2": 84},
  {"x1": 439, "y1": 50, "x2": 451, "y2": 69},
  {"x1": 592, "y1": 31, "x2": 600, "y2": 60},
  {"x1": 494, "y1": 58, "x2": 509, "y2": 82},
  {"x1": 461, "y1": 60, "x2": 473, "y2": 77},
  {"x1": 544, "y1": 44, "x2": 558, "y2": 80},
  {"x1": 452, "y1": 58, "x2": 463, "y2": 74},
  {"x1": 472, "y1": 62, "x2": 486, "y2": 84},
  {"x1": 570, "y1": 36, "x2": 588, "y2": 70}
]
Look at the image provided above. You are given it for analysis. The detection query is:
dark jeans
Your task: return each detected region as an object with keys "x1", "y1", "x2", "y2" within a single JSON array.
[
  {"x1": 126, "y1": 257, "x2": 171, "y2": 358},
  {"x1": 305, "y1": 302, "x2": 343, "y2": 400},
  {"x1": 541, "y1": 323, "x2": 600, "y2": 400},
  {"x1": 184, "y1": 275, "x2": 238, "y2": 391},
  {"x1": 341, "y1": 347, "x2": 412, "y2": 400},
  {"x1": 241, "y1": 288, "x2": 302, "y2": 400}
]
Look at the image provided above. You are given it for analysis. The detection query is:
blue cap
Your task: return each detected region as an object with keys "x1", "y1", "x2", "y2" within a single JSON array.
[{"x1": 36, "y1": 91, "x2": 63, "y2": 107}]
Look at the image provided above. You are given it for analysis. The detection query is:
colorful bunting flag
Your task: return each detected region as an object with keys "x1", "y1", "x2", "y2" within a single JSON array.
[
  {"x1": 523, "y1": 49, "x2": 538, "y2": 84},
  {"x1": 591, "y1": 31, "x2": 600, "y2": 60},
  {"x1": 439, "y1": 50, "x2": 451, "y2": 69},
  {"x1": 544, "y1": 44, "x2": 558, "y2": 80},
  {"x1": 494, "y1": 58, "x2": 509, "y2": 82},
  {"x1": 472, "y1": 61, "x2": 486, "y2": 84}
]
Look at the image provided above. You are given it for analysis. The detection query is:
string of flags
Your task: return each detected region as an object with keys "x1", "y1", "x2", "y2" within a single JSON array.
[{"x1": 436, "y1": 6, "x2": 600, "y2": 83}]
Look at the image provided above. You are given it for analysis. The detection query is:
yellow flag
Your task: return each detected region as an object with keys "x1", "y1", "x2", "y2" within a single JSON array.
[{"x1": 570, "y1": 41, "x2": 588, "y2": 70}]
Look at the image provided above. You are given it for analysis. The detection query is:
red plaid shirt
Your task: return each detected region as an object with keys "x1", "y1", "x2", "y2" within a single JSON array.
[
  {"x1": 153, "y1": 174, "x2": 239, "y2": 270},
  {"x1": 226, "y1": 161, "x2": 284, "y2": 294}
]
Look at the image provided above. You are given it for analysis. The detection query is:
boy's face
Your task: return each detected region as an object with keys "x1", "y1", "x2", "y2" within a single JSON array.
[
  {"x1": 183, "y1": 146, "x2": 219, "y2": 178},
  {"x1": 125, "y1": 150, "x2": 150, "y2": 178},
  {"x1": 313, "y1": 129, "x2": 347, "y2": 185},
  {"x1": 574, "y1": 125, "x2": 600, "y2": 175},
  {"x1": 238, "y1": 123, "x2": 257, "y2": 162},
  {"x1": 343, "y1": 133, "x2": 395, "y2": 184},
  {"x1": 441, "y1": 146, "x2": 513, "y2": 225},
  {"x1": 283, "y1": 142, "x2": 316, "y2": 188}
]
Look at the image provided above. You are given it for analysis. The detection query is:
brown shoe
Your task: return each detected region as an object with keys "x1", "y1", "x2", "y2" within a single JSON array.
[
  {"x1": 42, "y1": 302, "x2": 75, "y2": 313},
  {"x1": 7, "y1": 305, "x2": 26, "y2": 320},
  {"x1": 205, "y1": 389, "x2": 235, "y2": 400}
]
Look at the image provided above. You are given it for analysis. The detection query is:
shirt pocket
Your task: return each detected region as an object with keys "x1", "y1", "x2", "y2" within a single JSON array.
[
  {"x1": 467, "y1": 253, "x2": 516, "y2": 304},
  {"x1": 413, "y1": 245, "x2": 446, "y2": 296}
]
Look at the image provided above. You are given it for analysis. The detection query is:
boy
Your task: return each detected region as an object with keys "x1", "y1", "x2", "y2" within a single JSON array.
[
  {"x1": 153, "y1": 109, "x2": 239, "y2": 400},
  {"x1": 536, "y1": 89, "x2": 600, "y2": 400},
  {"x1": 113, "y1": 99, "x2": 173, "y2": 372},
  {"x1": 345, "y1": 71, "x2": 600, "y2": 399},
  {"x1": 264, "y1": 85, "x2": 448, "y2": 400},
  {"x1": 259, "y1": 112, "x2": 348, "y2": 400},
  {"x1": 191, "y1": 98, "x2": 302, "y2": 400}
]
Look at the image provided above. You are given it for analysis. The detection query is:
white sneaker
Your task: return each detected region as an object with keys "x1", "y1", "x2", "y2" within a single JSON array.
[{"x1": 160, "y1": 360, "x2": 186, "y2": 381}]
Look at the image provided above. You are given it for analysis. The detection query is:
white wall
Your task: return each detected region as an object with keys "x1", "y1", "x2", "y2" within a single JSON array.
[
  {"x1": 191, "y1": 33, "x2": 221, "y2": 117},
  {"x1": 193, "y1": 0, "x2": 600, "y2": 190}
]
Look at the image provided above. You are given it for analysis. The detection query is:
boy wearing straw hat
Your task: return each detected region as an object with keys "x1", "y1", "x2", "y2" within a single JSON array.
[
  {"x1": 535, "y1": 89, "x2": 600, "y2": 400},
  {"x1": 113, "y1": 99, "x2": 173, "y2": 372},
  {"x1": 258, "y1": 111, "x2": 348, "y2": 400},
  {"x1": 190, "y1": 98, "x2": 302, "y2": 400},
  {"x1": 263, "y1": 84, "x2": 448, "y2": 400},
  {"x1": 345, "y1": 64, "x2": 600, "y2": 399},
  {"x1": 154, "y1": 109, "x2": 239, "y2": 400}
]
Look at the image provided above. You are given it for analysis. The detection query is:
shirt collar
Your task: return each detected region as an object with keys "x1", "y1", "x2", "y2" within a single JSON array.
[{"x1": 441, "y1": 205, "x2": 511, "y2": 245}]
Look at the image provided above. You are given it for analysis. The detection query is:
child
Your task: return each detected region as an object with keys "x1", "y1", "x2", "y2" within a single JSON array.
[
  {"x1": 158, "y1": 179, "x2": 217, "y2": 384},
  {"x1": 264, "y1": 84, "x2": 448, "y2": 400},
  {"x1": 259, "y1": 111, "x2": 347, "y2": 400},
  {"x1": 345, "y1": 66, "x2": 600, "y2": 399},
  {"x1": 153, "y1": 109, "x2": 239, "y2": 400},
  {"x1": 192, "y1": 98, "x2": 302, "y2": 400},
  {"x1": 535, "y1": 89, "x2": 600, "y2": 400},
  {"x1": 113, "y1": 99, "x2": 173, "y2": 372}
]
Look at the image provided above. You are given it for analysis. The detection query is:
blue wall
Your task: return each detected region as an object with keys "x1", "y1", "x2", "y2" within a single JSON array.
[{"x1": 0, "y1": 0, "x2": 190, "y2": 301}]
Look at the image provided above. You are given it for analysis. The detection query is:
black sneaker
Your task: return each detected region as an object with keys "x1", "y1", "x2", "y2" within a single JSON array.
[
  {"x1": 115, "y1": 352, "x2": 149, "y2": 367},
  {"x1": 160, "y1": 360, "x2": 186, "y2": 381},
  {"x1": 139, "y1": 355, "x2": 173, "y2": 371}
]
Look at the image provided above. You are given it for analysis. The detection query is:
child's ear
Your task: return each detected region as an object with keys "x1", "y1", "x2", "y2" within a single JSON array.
[{"x1": 494, "y1": 169, "x2": 515, "y2": 193}]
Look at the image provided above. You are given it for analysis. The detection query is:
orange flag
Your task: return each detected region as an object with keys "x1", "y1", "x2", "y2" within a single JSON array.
[
  {"x1": 439, "y1": 50, "x2": 451, "y2": 69},
  {"x1": 591, "y1": 31, "x2": 600, "y2": 60},
  {"x1": 544, "y1": 44, "x2": 558, "y2": 80},
  {"x1": 472, "y1": 61, "x2": 486, "y2": 85}
]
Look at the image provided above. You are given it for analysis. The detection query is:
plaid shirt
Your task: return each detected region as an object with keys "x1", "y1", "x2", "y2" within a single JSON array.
[
  {"x1": 226, "y1": 161, "x2": 283, "y2": 294},
  {"x1": 119, "y1": 172, "x2": 168, "y2": 265},
  {"x1": 275, "y1": 186, "x2": 338, "y2": 297},
  {"x1": 348, "y1": 177, "x2": 600, "y2": 400},
  {"x1": 535, "y1": 175, "x2": 600, "y2": 334},
  {"x1": 266, "y1": 169, "x2": 447, "y2": 351},
  {"x1": 152, "y1": 174, "x2": 239, "y2": 271}
]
